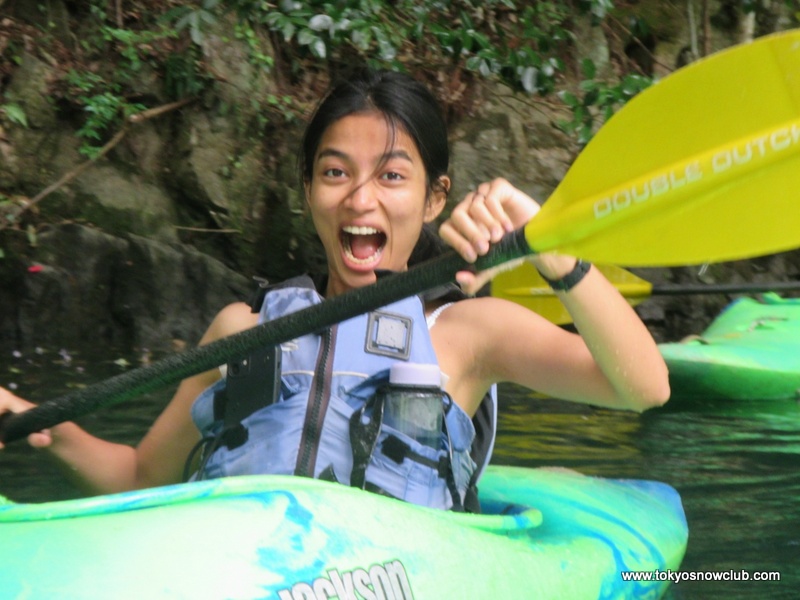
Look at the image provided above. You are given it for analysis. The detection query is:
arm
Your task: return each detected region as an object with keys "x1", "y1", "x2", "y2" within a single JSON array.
[
  {"x1": 0, "y1": 301, "x2": 258, "y2": 495},
  {"x1": 439, "y1": 178, "x2": 669, "y2": 412},
  {"x1": 0, "y1": 388, "x2": 155, "y2": 494}
]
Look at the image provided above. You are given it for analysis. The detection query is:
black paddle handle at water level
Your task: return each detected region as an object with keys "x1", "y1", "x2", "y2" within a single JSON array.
[{"x1": 0, "y1": 231, "x2": 532, "y2": 444}]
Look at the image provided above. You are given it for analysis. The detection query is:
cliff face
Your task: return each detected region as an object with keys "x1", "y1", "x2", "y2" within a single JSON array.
[{"x1": 0, "y1": 1, "x2": 798, "y2": 353}]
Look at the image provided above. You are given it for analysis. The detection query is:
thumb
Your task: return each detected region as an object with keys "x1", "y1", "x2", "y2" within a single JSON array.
[{"x1": 27, "y1": 430, "x2": 53, "y2": 449}]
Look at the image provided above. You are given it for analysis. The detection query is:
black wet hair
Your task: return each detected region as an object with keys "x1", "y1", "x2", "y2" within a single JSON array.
[{"x1": 299, "y1": 69, "x2": 450, "y2": 201}]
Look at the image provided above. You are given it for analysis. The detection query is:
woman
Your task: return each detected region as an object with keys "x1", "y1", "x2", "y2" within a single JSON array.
[{"x1": 0, "y1": 70, "x2": 669, "y2": 509}]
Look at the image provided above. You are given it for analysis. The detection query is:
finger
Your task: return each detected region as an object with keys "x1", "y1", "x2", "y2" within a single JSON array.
[
  {"x1": 447, "y1": 199, "x2": 492, "y2": 254},
  {"x1": 474, "y1": 182, "x2": 515, "y2": 235},
  {"x1": 28, "y1": 430, "x2": 52, "y2": 449},
  {"x1": 441, "y1": 216, "x2": 488, "y2": 260},
  {"x1": 464, "y1": 194, "x2": 500, "y2": 238},
  {"x1": 455, "y1": 270, "x2": 481, "y2": 295},
  {"x1": 460, "y1": 268, "x2": 495, "y2": 294},
  {"x1": 439, "y1": 221, "x2": 478, "y2": 262},
  {"x1": 484, "y1": 178, "x2": 539, "y2": 230},
  {"x1": 476, "y1": 194, "x2": 512, "y2": 240},
  {"x1": 456, "y1": 260, "x2": 519, "y2": 294}
]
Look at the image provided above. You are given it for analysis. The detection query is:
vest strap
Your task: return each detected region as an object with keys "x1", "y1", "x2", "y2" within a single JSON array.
[
  {"x1": 381, "y1": 435, "x2": 448, "y2": 478},
  {"x1": 349, "y1": 395, "x2": 385, "y2": 490}
]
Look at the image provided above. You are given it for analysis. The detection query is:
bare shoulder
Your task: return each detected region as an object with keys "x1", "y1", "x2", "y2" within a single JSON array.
[
  {"x1": 201, "y1": 302, "x2": 260, "y2": 345},
  {"x1": 136, "y1": 301, "x2": 259, "y2": 481}
]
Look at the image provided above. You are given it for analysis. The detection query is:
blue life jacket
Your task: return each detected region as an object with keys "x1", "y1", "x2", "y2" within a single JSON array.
[{"x1": 190, "y1": 275, "x2": 496, "y2": 511}]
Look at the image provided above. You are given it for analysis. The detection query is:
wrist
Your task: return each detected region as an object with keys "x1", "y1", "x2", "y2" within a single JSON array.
[{"x1": 537, "y1": 259, "x2": 592, "y2": 292}]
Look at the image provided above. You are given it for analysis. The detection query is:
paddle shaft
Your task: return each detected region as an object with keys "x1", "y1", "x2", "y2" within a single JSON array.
[
  {"x1": 493, "y1": 259, "x2": 800, "y2": 303},
  {"x1": 493, "y1": 273, "x2": 800, "y2": 325},
  {"x1": 0, "y1": 233, "x2": 530, "y2": 444},
  {"x1": 647, "y1": 280, "x2": 800, "y2": 297}
]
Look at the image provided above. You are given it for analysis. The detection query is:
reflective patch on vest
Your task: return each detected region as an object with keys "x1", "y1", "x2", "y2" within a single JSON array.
[{"x1": 365, "y1": 311, "x2": 413, "y2": 360}]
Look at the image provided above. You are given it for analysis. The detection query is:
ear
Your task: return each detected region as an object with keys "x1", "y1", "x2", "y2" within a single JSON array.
[{"x1": 423, "y1": 175, "x2": 450, "y2": 223}]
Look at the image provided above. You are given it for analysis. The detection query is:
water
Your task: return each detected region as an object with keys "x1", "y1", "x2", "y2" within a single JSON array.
[
  {"x1": 1, "y1": 346, "x2": 174, "y2": 503},
  {"x1": 2, "y1": 345, "x2": 799, "y2": 599},
  {"x1": 494, "y1": 390, "x2": 800, "y2": 599}
]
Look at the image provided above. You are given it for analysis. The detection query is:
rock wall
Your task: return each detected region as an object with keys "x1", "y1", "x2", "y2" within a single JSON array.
[{"x1": 0, "y1": 223, "x2": 251, "y2": 351}]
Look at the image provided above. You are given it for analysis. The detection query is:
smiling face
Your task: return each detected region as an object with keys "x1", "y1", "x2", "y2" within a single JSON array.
[{"x1": 306, "y1": 112, "x2": 447, "y2": 297}]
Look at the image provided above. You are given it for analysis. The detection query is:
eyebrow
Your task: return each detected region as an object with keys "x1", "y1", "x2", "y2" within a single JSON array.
[{"x1": 316, "y1": 148, "x2": 414, "y2": 164}]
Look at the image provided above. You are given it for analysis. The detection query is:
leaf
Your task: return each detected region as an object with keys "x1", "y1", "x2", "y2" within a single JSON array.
[
  {"x1": 465, "y1": 56, "x2": 481, "y2": 70},
  {"x1": 2, "y1": 103, "x2": 28, "y2": 127},
  {"x1": 297, "y1": 28, "x2": 316, "y2": 45},
  {"x1": 578, "y1": 122, "x2": 593, "y2": 144},
  {"x1": 190, "y1": 25, "x2": 203, "y2": 46},
  {"x1": 559, "y1": 90, "x2": 579, "y2": 108},
  {"x1": 521, "y1": 67, "x2": 538, "y2": 93},
  {"x1": 581, "y1": 58, "x2": 596, "y2": 79},
  {"x1": 471, "y1": 31, "x2": 491, "y2": 50},
  {"x1": 311, "y1": 38, "x2": 327, "y2": 58},
  {"x1": 308, "y1": 14, "x2": 334, "y2": 31},
  {"x1": 200, "y1": 10, "x2": 217, "y2": 25},
  {"x1": 378, "y1": 39, "x2": 396, "y2": 61},
  {"x1": 26, "y1": 224, "x2": 37, "y2": 247},
  {"x1": 582, "y1": 88, "x2": 599, "y2": 107},
  {"x1": 351, "y1": 28, "x2": 371, "y2": 50}
]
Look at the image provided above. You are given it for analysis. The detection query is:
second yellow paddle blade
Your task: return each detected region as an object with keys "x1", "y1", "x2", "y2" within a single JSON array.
[{"x1": 490, "y1": 263, "x2": 653, "y2": 324}]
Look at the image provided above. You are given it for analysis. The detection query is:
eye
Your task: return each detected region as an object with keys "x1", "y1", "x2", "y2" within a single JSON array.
[
  {"x1": 381, "y1": 171, "x2": 404, "y2": 181},
  {"x1": 323, "y1": 167, "x2": 346, "y2": 178}
]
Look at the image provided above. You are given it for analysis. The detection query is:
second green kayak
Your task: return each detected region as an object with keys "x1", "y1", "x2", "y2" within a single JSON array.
[{"x1": 659, "y1": 293, "x2": 800, "y2": 400}]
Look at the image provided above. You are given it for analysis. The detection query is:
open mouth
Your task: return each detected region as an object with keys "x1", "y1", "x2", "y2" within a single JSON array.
[{"x1": 341, "y1": 225, "x2": 387, "y2": 265}]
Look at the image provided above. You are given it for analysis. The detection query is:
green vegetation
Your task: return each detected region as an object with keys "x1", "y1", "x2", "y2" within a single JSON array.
[
  {"x1": 559, "y1": 61, "x2": 651, "y2": 144},
  {"x1": 64, "y1": 70, "x2": 148, "y2": 159},
  {"x1": 3, "y1": 0, "x2": 798, "y2": 159},
  {"x1": 0, "y1": 0, "x2": 663, "y2": 158},
  {"x1": 0, "y1": 104, "x2": 28, "y2": 128},
  {"x1": 227, "y1": 0, "x2": 640, "y2": 134}
]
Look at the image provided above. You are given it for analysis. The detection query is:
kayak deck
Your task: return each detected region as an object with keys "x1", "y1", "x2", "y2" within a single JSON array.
[{"x1": 0, "y1": 465, "x2": 686, "y2": 599}]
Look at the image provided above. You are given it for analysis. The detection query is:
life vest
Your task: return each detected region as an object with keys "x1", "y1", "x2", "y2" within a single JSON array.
[{"x1": 190, "y1": 275, "x2": 497, "y2": 511}]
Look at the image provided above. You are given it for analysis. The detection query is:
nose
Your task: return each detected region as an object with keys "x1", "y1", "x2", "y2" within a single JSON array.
[{"x1": 344, "y1": 180, "x2": 378, "y2": 212}]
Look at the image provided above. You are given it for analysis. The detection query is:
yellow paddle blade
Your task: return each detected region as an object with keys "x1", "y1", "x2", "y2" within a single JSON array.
[
  {"x1": 490, "y1": 263, "x2": 653, "y2": 324},
  {"x1": 524, "y1": 29, "x2": 800, "y2": 266}
]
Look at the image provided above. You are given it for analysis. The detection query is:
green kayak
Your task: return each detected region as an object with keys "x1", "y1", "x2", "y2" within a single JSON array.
[
  {"x1": 659, "y1": 293, "x2": 800, "y2": 400},
  {"x1": 0, "y1": 465, "x2": 687, "y2": 599}
]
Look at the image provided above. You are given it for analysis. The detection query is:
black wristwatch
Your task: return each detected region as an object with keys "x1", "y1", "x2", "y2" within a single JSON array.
[{"x1": 539, "y1": 259, "x2": 592, "y2": 292}]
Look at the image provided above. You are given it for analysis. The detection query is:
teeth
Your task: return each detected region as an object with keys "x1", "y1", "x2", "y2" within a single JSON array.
[
  {"x1": 344, "y1": 246, "x2": 383, "y2": 264},
  {"x1": 342, "y1": 225, "x2": 380, "y2": 235},
  {"x1": 341, "y1": 225, "x2": 384, "y2": 265}
]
